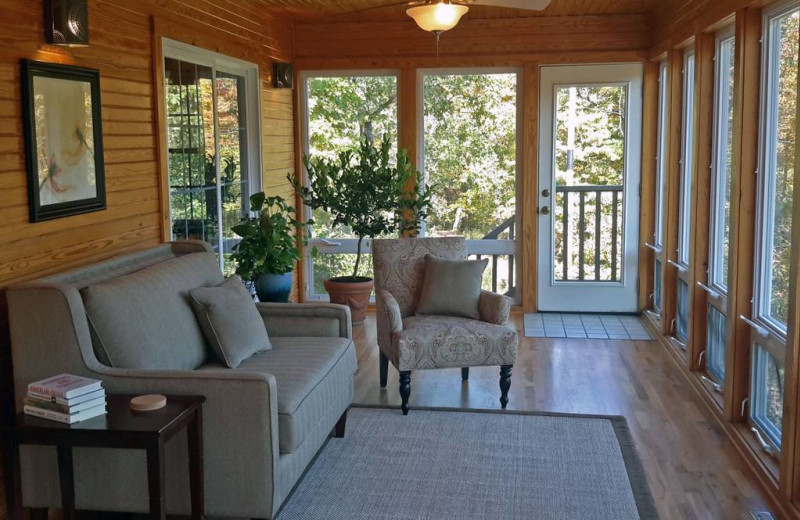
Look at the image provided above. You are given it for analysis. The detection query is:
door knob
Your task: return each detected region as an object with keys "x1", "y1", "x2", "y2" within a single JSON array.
[
  {"x1": 540, "y1": 206, "x2": 551, "y2": 215},
  {"x1": 542, "y1": 189, "x2": 551, "y2": 197}
]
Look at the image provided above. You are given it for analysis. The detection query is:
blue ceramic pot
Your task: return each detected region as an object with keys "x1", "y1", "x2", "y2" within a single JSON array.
[{"x1": 254, "y1": 272, "x2": 293, "y2": 302}]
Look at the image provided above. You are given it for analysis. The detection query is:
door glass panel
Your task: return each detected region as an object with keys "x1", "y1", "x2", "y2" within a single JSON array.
[
  {"x1": 165, "y1": 59, "x2": 219, "y2": 256},
  {"x1": 552, "y1": 85, "x2": 625, "y2": 282}
]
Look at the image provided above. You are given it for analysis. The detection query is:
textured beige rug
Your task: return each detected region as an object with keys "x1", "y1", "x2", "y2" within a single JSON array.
[{"x1": 276, "y1": 406, "x2": 658, "y2": 520}]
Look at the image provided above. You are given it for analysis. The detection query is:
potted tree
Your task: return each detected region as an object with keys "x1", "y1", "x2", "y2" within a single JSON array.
[
  {"x1": 291, "y1": 135, "x2": 429, "y2": 324},
  {"x1": 231, "y1": 192, "x2": 311, "y2": 302}
]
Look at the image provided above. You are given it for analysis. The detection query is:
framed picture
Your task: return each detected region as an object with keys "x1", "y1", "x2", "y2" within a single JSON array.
[{"x1": 21, "y1": 60, "x2": 106, "y2": 222}]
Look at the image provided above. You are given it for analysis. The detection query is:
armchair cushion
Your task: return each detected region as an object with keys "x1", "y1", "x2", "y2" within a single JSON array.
[
  {"x1": 201, "y1": 336, "x2": 357, "y2": 454},
  {"x1": 190, "y1": 275, "x2": 272, "y2": 368},
  {"x1": 391, "y1": 315, "x2": 517, "y2": 371},
  {"x1": 416, "y1": 255, "x2": 488, "y2": 319},
  {"x1": 479, "y1": 291, "x2": 513, "y2": 325}
]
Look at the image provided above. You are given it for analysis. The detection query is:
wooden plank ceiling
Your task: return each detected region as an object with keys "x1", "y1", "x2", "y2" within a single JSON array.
[{"x1": 256, "y1": 0, "x2": 658, "y2": 21}]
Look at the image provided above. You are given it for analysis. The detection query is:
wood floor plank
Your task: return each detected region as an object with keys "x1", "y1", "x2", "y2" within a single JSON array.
[{"x1": 352, "y1": 312, "x2": 775, "y2": 520}]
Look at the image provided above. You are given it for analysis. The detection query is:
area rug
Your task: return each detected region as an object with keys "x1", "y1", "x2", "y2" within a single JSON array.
[{"x1": 276, "y1": 406, "x2": 658, "y2": 520}]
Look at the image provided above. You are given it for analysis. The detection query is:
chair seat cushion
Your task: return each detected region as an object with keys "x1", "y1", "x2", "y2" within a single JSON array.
[
  {"x1": 201, "y1": 336, "x2": 356, "y2": 454},
  {"x1": 392, "y1": 315, "x2": 517, "y2": 371}
]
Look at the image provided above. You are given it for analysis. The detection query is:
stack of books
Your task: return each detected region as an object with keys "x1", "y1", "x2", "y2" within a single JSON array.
[{"x1": 24, "y1": 373, "x2": 106, "y2": 424}]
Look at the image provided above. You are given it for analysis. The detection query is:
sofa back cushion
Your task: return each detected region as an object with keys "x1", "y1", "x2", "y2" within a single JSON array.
[{"x1": 81, "y1": 252, "x2": 224, "y2": 370}]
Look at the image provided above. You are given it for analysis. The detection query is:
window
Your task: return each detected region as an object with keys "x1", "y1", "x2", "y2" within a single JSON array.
[
  {"x1": 702, "y1": 28, "x2": 736, "y2": 386},
  {"x1": 749, "y1": 1, "x2": 798, "y2": 451},
  {"x1": 421, "y1": 70, "x2": 519, "y2": 296},
  {"x1": 651, "y1": 60, "x2": 669, "y2": 314},
  {"x1": 163, "y1": 40, "x2": 261, "y2": 274},
  {"x1": 301, "y1": 72, "x2": 398, "y2": 299}
]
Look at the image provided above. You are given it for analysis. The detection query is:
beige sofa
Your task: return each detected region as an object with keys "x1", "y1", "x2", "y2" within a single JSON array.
[{"x1": 7, "y1": 241, "x2": 356, "y2": 519}]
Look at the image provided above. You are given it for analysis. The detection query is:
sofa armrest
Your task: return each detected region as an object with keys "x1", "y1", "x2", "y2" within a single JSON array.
[
  {"x1": 89, "y1": 365, "x2": 280, "y2": 515},
  {"x1": 256, "y1": 302, "x2": 352, "y2": 340},
  {"x1": 479, "y1": 291, "x2": 512, "y2": 325}
]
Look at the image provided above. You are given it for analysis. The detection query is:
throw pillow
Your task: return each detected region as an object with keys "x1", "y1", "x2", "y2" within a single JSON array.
[
  {"x1": 190, "y1": 276, "x2": 272, "y2": 368},
  {"x1": 415, "y1": 255, "x2": 488, "y2": 319}
]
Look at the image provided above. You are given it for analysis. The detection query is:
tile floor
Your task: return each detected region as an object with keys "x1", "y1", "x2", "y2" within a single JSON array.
[{"x1": 523, "y1": 313, "x2": 653, "y2": 340}]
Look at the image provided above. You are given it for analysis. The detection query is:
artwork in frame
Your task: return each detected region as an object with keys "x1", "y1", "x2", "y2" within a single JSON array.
[{"x1": 21, "y1": 60, "x2": 106, "y2": 222}]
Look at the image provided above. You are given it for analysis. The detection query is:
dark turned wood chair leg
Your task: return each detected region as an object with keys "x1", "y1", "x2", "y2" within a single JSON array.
[
  {"x1": 500, "y1": 365, "x2": 512, "y2": 409},
  {"x1": 399, "y1": 371, "x2": 411, "y2": 415},
  {"x1": 333, "y1": 408, "x2": 348, "y2": 438},
  {"x1": 461, "y1": 367, "x2": 469, "y2": 381},
  {"x1": 379, "y1": 352, "x2": 389, "y2": 388},
  {"x1": 28, "y1": 508, "x2": 48, "y2": 520}
]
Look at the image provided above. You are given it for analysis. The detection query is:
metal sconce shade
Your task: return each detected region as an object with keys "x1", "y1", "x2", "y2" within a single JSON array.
[{"x1": 44, "y1": 0, "x2": 90, "y2": 47}]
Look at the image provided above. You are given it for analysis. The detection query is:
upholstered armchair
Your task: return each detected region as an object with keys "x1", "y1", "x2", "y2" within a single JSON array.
[{"x1": 372, "y1": 237, "x2": 518, "y2": 414}]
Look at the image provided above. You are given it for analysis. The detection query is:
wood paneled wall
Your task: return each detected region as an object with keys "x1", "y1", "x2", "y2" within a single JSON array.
[{"x1": 0, "y1": 0, "x2": 294, "y2": 427}]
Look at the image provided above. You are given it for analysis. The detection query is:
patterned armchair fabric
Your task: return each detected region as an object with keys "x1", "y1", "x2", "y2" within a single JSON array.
[{"x1": 372, "y1": 238, "x2": 517, "y2": 371}]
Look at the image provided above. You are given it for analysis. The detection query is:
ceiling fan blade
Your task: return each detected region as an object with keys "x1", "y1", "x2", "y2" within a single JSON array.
[{"x1": 466, "y1": 0, "x2": 552, "y2": 10}]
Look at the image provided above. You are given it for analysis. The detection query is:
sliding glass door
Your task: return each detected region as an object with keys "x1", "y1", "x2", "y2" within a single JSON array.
[{"x1": 163, "y1": 40, "x2": 261, "y2": 274}]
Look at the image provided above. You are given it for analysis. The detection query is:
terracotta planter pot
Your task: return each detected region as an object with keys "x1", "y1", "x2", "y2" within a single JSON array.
[{"x1": 324, "y1": 277, "x2": 374, "y2": 326}]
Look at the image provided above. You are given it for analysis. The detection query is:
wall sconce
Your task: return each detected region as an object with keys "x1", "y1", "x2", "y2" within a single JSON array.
[
  {"x1": 273, "y1": 63, "x2": 294, "y2": 89},
  {"x1": 44, "y1": 0, "x2": 90, "y2": 47}
]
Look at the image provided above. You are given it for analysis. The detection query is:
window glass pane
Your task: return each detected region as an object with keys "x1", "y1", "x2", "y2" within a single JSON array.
[
  {"x1": 654, "y1": 62, "x2": 669, "y2": 247},
  {"x1": 706, "y1": 305, "x2": 726, "y2": 381},
  {"x1": 676, "y1": 279, "x2": 689, "y2": 342},
  {"x1": 551, "y1": 85, "x2": 625, "y2": 282},
  {"x1": 751, "y1": 344, "x2": 785, "y2": 446},
  {"x1": 678, "y1": 52, "x2": 695, "y2": 266},
  {"x1": 710, "y1": 35, "x2": 736, "y2": 290},
  {"x1": 422, "y1": 73, "x2": 517, "y2": 240},
  {"x1": 759, "y1": 9, "x2": 798, "y2": 329},
  {"x1": 654, "y1": 259, "x2": 663, "y2": 311},
  {"x1": 165, "y1": 58, "x2": 219, "y2": 252},
  {"x1": 306, "y1": 76, "x2": 398, "y2": 240}
]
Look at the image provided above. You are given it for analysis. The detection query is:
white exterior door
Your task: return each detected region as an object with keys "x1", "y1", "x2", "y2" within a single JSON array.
[{"x1": 536, "y1": 64, "x2": 643, "y2": 312}]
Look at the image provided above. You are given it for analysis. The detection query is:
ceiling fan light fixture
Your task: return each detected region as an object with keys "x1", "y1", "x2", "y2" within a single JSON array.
[{"x1": 406, "y1": 2, "x2": 468, "y2": 34}]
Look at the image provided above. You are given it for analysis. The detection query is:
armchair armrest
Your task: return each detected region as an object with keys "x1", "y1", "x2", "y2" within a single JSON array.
[
  {"x1": 377, "y1": 289, "x2": 403, "y2": 334},
  {"x1": 256, "y1": 302, "x2": 352, "y2": 339},
  {"x1": 479, "y1": 291, "x2": 512, "y2": 325}
]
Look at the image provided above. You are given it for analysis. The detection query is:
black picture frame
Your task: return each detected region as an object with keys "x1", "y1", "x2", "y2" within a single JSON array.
[{"x1": 21, "y1": 59, "x2": 106, "y2": 222}]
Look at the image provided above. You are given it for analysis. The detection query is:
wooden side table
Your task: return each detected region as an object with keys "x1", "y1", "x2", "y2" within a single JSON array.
[{"x1": 3, "y1": 394, "x2": 205, "y2": 520}]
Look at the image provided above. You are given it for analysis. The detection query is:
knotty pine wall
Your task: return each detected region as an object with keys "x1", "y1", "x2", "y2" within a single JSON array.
[{"x1": 0, "y1": 0, "x2": 295, "y2": 425}]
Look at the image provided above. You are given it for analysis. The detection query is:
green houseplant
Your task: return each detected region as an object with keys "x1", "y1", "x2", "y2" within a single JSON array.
[
  {"x1": 231, "y1": 192, "x2": 310, "y2": 302},
  {"x1": 290, "y1": 135, "x2": 429, "y2": 324}
]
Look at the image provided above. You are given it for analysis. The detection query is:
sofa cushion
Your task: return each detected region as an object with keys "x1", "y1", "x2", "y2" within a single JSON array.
[
  {"x1": 202, "y1": 336, "x2": 356, "y2": 454},
  {"x1": 190, "y1": 275, "x2": 272, "y2": 368},
  {"x1": 81, "y1": 252, "x2": 224, "y2": 370},
  {"x1": 392, "y1": 315, "x2": 517, "y2": 371},
  {"x1": 416, "y1": 255, "x2": 488, "y2": 320}
]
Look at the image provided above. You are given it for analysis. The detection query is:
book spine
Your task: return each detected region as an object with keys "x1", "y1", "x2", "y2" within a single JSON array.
[
  {"x1": 23, "y1": 405, "x2": 73, "y2": 424},
  {"x1": 23, "y1": 397, "x2": 69, "y2": 414},
  {"x1": 26, "y1": 390, "x2": 58, "y2": 403},
  {"x1": 27, "y1": 385, "x2": 65, "y2": 398}
]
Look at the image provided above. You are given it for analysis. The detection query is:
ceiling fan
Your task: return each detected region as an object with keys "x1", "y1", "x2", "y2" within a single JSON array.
[{"x1": 362, "y1": 0, "x2": 553, "y2": 39}]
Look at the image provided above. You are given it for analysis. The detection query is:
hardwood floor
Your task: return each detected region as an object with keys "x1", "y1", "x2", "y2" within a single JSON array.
[{"x1": 352, "y1": 312, "x2": 775, "y2": 520}]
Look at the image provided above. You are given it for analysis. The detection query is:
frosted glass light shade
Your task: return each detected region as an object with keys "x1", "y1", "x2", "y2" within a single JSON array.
[{"x1": 407, "y1": 2, "x2": 469, "y2": 33}]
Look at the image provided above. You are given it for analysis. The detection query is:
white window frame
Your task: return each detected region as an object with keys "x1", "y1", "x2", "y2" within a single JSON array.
[
  {"x1": 298, "y1": 70, "x2": 400, "y2": 301},
  {"x1": 161, "y1": 38, "x2": 263, "y2": 271},
  {"x1": 709, "y1": 27, "x2": 736, "y2": 293},
  {"x1": 753, "y1": 0, "x2": 799, "y2": 338},
  {"x1": 677, "y1": 48, "x2": 696, "y2": 268},
  {"x1": 417, "y1": 67, "x2": 522, "y2": 302}
]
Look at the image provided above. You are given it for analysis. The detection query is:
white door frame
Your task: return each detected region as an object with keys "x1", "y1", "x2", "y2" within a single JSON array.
[{"x1": 536, "y1": 63, "x2": 643, "y2": 312}]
